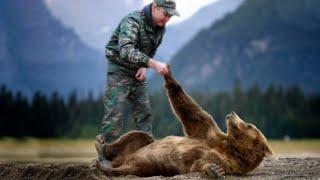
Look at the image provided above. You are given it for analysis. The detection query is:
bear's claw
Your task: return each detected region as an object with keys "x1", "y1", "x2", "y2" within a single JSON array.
[{"x1": 206, "y1": 163, "x2": 225, "y2": 178}]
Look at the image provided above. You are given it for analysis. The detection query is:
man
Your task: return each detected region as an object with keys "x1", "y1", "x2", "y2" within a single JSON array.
[{"x1": 97, "y1": 0, "x2": 180, "y2": 144}]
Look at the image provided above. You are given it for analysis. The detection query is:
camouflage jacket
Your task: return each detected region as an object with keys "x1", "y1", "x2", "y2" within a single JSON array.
[{"x1": 105, "y1": 4, "x2": 165, "y2": 75}]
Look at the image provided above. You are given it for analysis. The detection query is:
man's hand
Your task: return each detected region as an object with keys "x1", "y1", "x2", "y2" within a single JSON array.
[
  {"x1": 135, "y1": 67, "x2": 147, "y2": 81},
  {"x1": 148, "y1": 59, "x2": 169, "y2": 76}
]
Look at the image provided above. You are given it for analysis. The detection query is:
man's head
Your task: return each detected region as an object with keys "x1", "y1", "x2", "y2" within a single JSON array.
[{"x1": 152, "y1": 0, "x2": 179, "y2": 27}]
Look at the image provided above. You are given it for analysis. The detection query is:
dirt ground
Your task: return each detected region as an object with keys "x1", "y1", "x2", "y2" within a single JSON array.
[{"x1": 1, "y1": 157, "x2": 319, "y2": 180}]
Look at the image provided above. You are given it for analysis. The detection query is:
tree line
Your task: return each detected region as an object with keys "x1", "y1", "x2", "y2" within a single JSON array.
[{"x1": 0, "y1": 83, "x2": 319, "y2": 139}]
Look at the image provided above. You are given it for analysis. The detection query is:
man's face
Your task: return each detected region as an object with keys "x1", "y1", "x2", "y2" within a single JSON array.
[{"x1": 152, "y1": 5, "x2": 172, "y2": 27}]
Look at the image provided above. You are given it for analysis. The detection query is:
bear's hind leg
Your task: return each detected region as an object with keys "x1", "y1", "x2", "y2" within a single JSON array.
[
  {"x1": 93, "y1": 159, "x2": 146, "y2": 176},
  {"x1": 103, "y1": 131, "x2": 154, "y2": 167}
]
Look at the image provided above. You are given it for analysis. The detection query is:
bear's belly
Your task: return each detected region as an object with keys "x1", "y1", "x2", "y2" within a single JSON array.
[{"x1": 126, "y1": 136, "x2": 209, "y2": 174}]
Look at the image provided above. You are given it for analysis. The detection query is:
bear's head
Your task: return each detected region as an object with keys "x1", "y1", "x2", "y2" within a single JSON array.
[{"x1": 226, "y1": 111, "x2": 273, "y2": 157}]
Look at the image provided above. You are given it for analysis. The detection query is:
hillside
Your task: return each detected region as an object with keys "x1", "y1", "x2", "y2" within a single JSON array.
[
  {"x1": 150, "y1": 0, "x2": 320, "y2": 93},
  {"x1": 45, "y1": 0, "x2": 142, "y2": 52},
  {"x1": 45, "y1": 0, "x2": 244, "y2": 60},
  {"x1": 0, "y1": 0, "x2": 105, "y2": 96},
  {"x1": 156, "y1": 0, "x2": 244, "y2": 60}
]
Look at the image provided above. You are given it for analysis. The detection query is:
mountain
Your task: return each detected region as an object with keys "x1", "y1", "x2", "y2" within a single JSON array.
[
  {"x1": 150, "y1": 0, "x2": 320, "y2": 93},
  {"x1": 156, "y1": 0, "x2": 244, "y2": 60},
  {"x1": 45, "y1": 0, "x2": 143, "y2": 52},
  {"x1": 0, "y1": 0, "x2": 105, "y2": 97},
  {"x1": 45, "y1": 0, "x2": 244, "y2": 60}
]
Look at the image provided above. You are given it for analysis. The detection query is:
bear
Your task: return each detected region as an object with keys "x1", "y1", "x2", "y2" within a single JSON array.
[{"x1": 93, "y1": 68, "x2": 273, "y2": 178}]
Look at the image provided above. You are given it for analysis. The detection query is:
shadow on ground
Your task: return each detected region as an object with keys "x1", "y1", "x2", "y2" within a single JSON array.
[{"x1": 1, "y1": 157, "x2": 320, "y2": 180}]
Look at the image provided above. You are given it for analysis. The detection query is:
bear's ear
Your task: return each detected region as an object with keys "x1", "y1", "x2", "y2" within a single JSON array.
[{"x1": 264, "y1": 145, "x2": 273, "y2": 157}]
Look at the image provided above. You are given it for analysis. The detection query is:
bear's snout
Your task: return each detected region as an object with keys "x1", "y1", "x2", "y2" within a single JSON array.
[{"x1": 226, "y1": 112, "x2": 236, "y2": 121}]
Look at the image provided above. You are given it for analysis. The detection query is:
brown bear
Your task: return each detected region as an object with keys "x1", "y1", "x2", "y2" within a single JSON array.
[{"x1": 93, "y1": 69, "x2": 273, "y2": 178}]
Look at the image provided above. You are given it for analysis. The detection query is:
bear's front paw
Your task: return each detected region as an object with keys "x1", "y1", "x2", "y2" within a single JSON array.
[{"x1": 206, "y1": 163, "x2": 225, "y2": 178}]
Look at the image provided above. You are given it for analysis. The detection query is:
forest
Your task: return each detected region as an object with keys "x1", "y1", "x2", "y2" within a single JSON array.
[{"x1": 0, "y1": 81, "x2": 319, "y2": 139}]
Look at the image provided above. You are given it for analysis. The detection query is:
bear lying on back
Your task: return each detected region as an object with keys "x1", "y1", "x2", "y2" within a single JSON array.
[{"x1": 93, "y1": 69, "x2": 273, "y2": 177}]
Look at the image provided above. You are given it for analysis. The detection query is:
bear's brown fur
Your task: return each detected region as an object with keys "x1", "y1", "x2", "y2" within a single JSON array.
[{"x1": 94, "y1": 69, "x2": 273, "y2": 177}]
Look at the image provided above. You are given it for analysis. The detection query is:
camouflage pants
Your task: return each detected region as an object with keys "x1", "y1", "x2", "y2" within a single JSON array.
[{"x1": 101, "y1": 72, "x2": 153, "y2": 143}]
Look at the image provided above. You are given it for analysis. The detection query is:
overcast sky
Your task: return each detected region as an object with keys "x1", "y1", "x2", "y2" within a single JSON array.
[{"x1": 142, "y1": 0, "x2": 219, "y2": 25}]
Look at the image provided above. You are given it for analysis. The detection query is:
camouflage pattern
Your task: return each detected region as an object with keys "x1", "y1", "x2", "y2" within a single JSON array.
[
  {"x1": 101, "y1": 72, "x2": 153, "y2": 143},
  {"x1": 154, "y1": 0, "x2": 180, "y2": 16},
  {"x1": 106, "y1": 5, "x2": 165, "y2": 75},
  {"x1": 101, "y1": 5, "x2": 163, "y2": 143}
]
